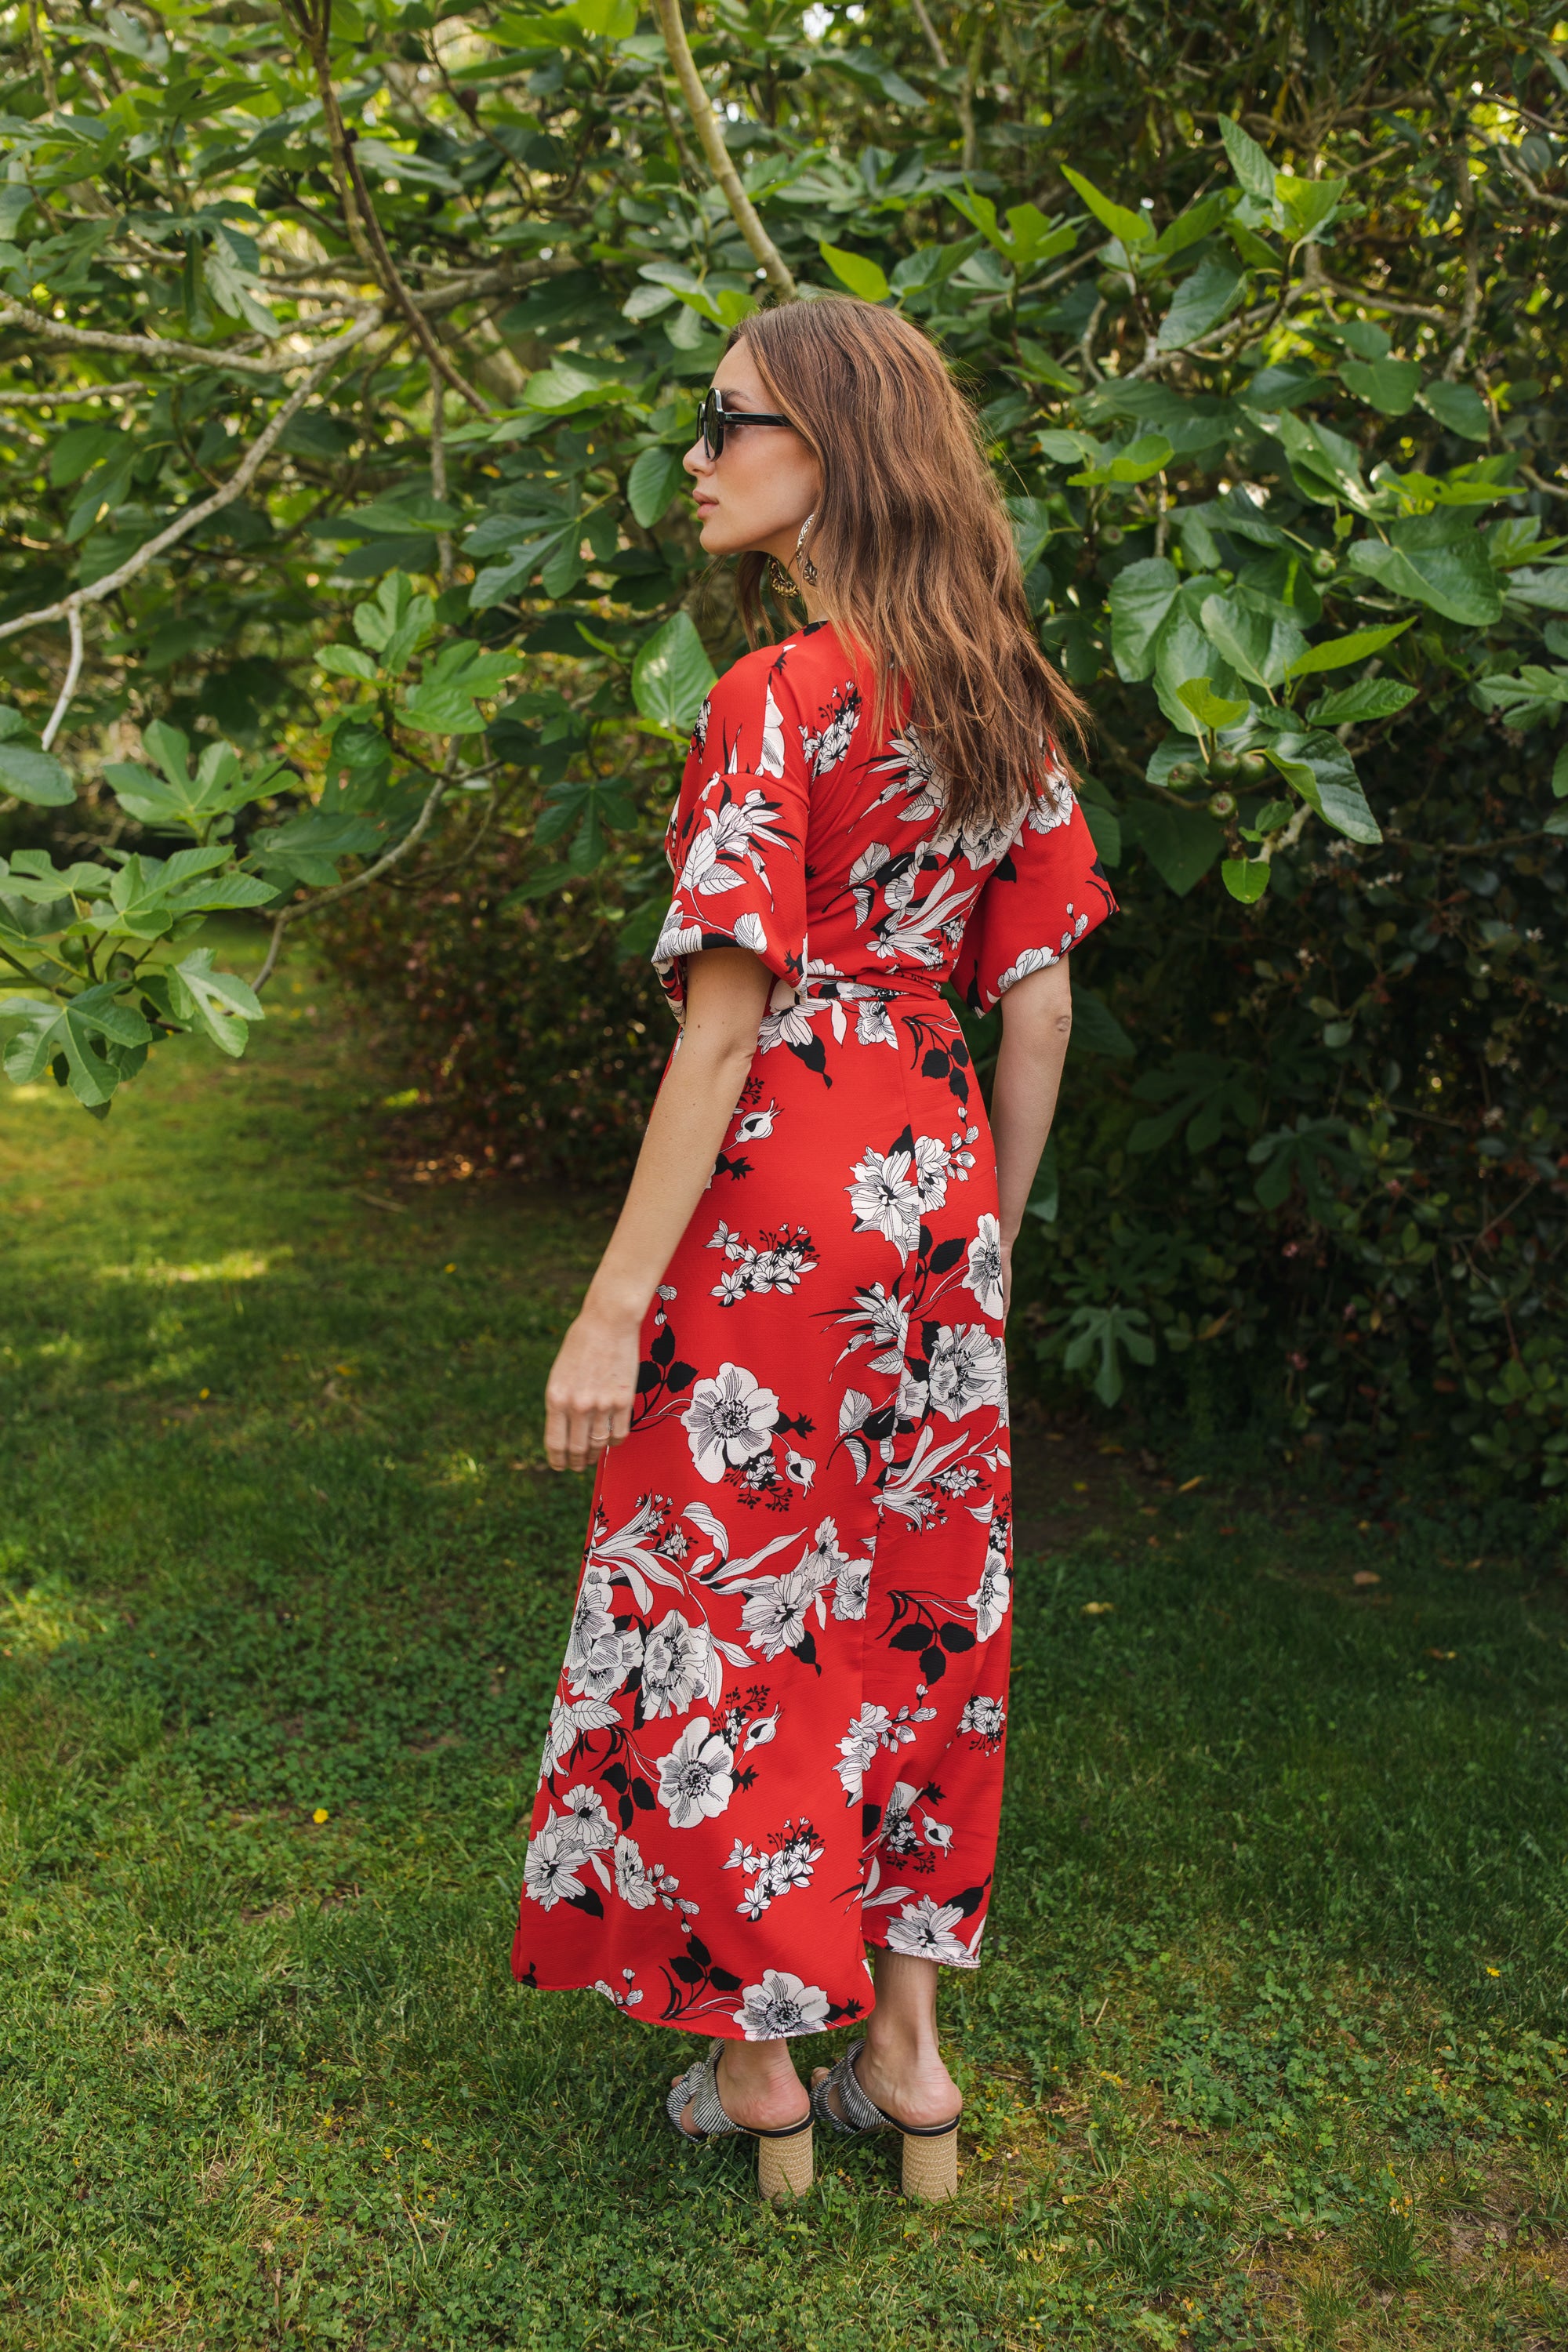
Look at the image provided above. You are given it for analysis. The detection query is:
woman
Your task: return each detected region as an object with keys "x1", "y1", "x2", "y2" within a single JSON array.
[{"x1": 513, "y1": 296, "x2": 1113, "y2": 2202}]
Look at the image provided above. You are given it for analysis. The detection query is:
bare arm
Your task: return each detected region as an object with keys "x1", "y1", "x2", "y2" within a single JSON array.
[
  {"x1": 543, "y1": 946, "x2": 771, "y2": 1472},
  {"x1": 989, "y1": 956, "x2": 1074, "y2": 1317}
]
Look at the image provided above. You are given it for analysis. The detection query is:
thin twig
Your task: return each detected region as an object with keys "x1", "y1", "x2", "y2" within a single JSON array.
[
  {"x1": 910, "y1": 0, "x2": 949, "y2": 71},
  {"x1": 0, "y1": 378, "x2": 146, "y2": 407},
  {"x1": 40, "y1": 605, "x2": 82, "y2": 750},
  {"x1": 253, "y1": 764, "x2": 453, "y2": 992},
  {"x1": 430, "y1": 377, "x2": 454, "y2": 590},
  {"x1": 652, "y1": 0, "x2": 796, "y2": 298}
]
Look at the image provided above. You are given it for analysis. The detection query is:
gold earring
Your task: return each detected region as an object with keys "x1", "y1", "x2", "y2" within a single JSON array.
[
  {"x1": 795, "y1": 513, "x2": 818, "y2": 586},
  {"x1": 767, "y1": 557, "x2": 798, "y2": 600}
]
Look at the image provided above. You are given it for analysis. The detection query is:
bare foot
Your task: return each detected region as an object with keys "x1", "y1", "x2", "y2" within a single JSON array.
[
  {"x1": 811, "y1": 2042, "x2": 961, "y2": 2132},
  {"x1": 675, "y1": 2045, "x2": 809, "y2": 2140}
]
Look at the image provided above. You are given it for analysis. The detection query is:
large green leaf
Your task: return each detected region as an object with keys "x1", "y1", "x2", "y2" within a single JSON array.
[
  {"x1": 1286, "y1": 620, "x2": 1414, "y2": 676},
  {"x1": 1060, "y1": 165, "x2": 1152, "y2": 246},
  {"x1": 1200, "y1": 592, "x2": 1306, "y2": 689},
  {"x1": 1107, "y1": 557, "x2": 1180, "y2": 681},
  {"x1": 1306, "y1": 677, "x2": 1418, "y2": 726},
  {"x1": 401, "y1": 642, "x2": 521, "y2": 735},
  {"x1": 1218, "y1": 114, "x2": 1276, "y2": 202},
  {"x1": 1346, "y1": 533, "x2": 1501, "y2": 625},
  {"x1": 249, "y1": 811, "x2": 387, "y2": 889},
  {"x1": 1339, "y1": 357, "x2": 1422, "y2": 416},
  {"x1": 1122, "y1": 797, "x2": 1225, "y2": 895},
  {"x1": 1418, "y1": 380, "x2": 1491, "y2": 441},
  {"x1": 819, "y1": 243, "x2": 890, "y2": 302},
  {"x1": 165, "y1": 949, "x2": 265, "y2": 1058},
  {"x1": 1262, "y1": 731, "x2": 1382, "y2": 844},
  {"x1": 1, "y1": 985, "x2": 150, "y2": 1108},
  {"x1": 103, "y1": 727, "x2": 282, "y2": 834},
  {"x1": 631, "y1": 611, "x2": 716, "y2": 736},
  {"x1": 1156, "y1": 256, "x2": 1243, "y2": 350},
  {"x1": 626, "y1": 445, "x2": 688, "y2": 530},
  {"x1": 0, "y1": 739, "x2": 74, "y2": 808}
]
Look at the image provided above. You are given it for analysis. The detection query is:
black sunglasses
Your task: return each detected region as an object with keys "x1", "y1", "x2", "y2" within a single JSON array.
[{"x1": 698, "y1": 387, "x2": 793, "y2": 461}]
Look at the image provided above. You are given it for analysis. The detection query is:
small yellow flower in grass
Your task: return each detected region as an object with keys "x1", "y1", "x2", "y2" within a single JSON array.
[
  {"x1": 1486, "y1": 1965, "x2": 1501, "y2": 1976},
  {"x1": 1082, "y1": 1601, "x2": 1115, "y2": 1616},
  {"x1": 444, "y1": 1262, "x2": 456, "y2": 1273},
  {"x1": 199, "y1": 1388, "x2": 210, "y2": 1400},
  {"x1": 313, "y1": 1807, "x2": 329, "y2": 1824}
]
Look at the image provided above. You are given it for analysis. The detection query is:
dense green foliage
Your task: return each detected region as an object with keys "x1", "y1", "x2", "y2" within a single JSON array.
[
  {"x1": 1, "y1": 0, "x2": 1566, "y2": 1479},
  {"x1": 2, "y1": 978, "x2": 1565, "y2": 2349}
]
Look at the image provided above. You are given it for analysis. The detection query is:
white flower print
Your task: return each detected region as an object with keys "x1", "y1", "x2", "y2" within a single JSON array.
[
  {"x1": 639, "y1": 1610, "x2": 711, "y2": 1721},
  {"x1": 706, "y1": 1221, "x2": 818, "y2": 1306},
  {"x1": 740, "y1": 1557, "x2": 825, "y2": 1660},
  {"x1": 593, "y1": 1969, "x2": 644, "y2": 2011},
  {"x1": 653, "y1": 912, "x2": 705, "y2": 968},
  {"x1": 832, "y1": 1553, "x2": 870, "y2": 1620},
  {"x1": 656, "y1": 1715, "x2": 736, "y2": 1828},
  {"x1": 735, "y1": 1969, "x2": 831, "y2": 2040},
  {"x1": 760, "y1": 680, "x2": 786, "y2": 779},
  {"x1": 869, "y1": 725, "x2": 948, "y2": 824},
  {"x1": 563, "y1": 1565, "x2": 644, "y2": 1703},
  {"x1": 724, "y1": 1820, "x2": 825, "y2": 1918},
  {"x1": 927, "y1": 1323, "x2": 1008, "y2": 1424},
  {"x1": 800, "y1": 684, "x2": 861, "y2": 777},
  {"x1": 847, "y1": 1143, "x2": 922, "y2": 1260},
  {"x1": 613, "y1": 1835, "x2": 659, "y2": 1909},
  {"x1": 835, "y1": 1700, "x2": 891, "y2": 1801},
  {"x1": 1024, "y1": 775, "x2": 1075, "y2": 831},
  {"x1": 884, "y1": 1896, "x2": 974, "y2": 1966},
  {"x1": 678, "y1": 786, "x2": 789, "y2": 904},
  {"x1": 855, "y1": 996, "x2": 898, "y2": 1048},
  {"x1": 960, "y1": 1694, "x2": 1006, "y2": 1742},
  {"x1": 732, "y1": 909, "x2": 768, "y2": 954},
  {"x1": 963, "y1": 1213, "x2": 1005, "y2": 1320},
  {"x1": 967, "y1": 1517, "x2": 1012, "y2": 1642},
  {"x1": 539, "y1": 1693, "x2": 621, "y2": 1782},
  {"x1": 992, "y1": 943, "x2": 1062, "y2": 994},
  {"x1": 910, "y1": 1133, "x2": 952, "y2": 1214},
  {"x1": 523, "y1": 1815, "x2": 586, "y2": 1911},
  {"x1": 684, "y1": 1360, "x2": 780, "y2": 1483},
  {"x1": 558, "y1": 1783, "x2": 615, "y2": 1853}
]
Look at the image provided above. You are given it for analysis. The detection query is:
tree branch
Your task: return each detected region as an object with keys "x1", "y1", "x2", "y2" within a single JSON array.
[
  {"x1": 0, "y1": 312, "x2": 383, "y2": 648},
  {"x1": 40, "y1": 605, "x2": 82, "y2": 750},
  {"x1": 0, "y1": 378, "x2": 146, "y2": 407},
  {"x1": 652, "y1": 0, "x2": 796, "y2": 299}
]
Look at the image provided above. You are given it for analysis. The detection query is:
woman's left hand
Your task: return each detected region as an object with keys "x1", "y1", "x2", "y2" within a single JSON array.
[{"x1": 544, "y1": 1305, "x2": 642, "y2": 1472}]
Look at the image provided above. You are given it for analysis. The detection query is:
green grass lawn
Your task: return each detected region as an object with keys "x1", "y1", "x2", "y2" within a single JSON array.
[{"x1": 2, "y1": 958, "x2": 1566, "y2": 2352}]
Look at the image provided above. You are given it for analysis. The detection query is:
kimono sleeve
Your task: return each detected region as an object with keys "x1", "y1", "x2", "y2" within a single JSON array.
[
  {"x1": 953, "y1": 787, "x2": 1116, "y2": 1015},
  {"x1": 652, "y1": 648, "x2": 809, "y2": 1021}
]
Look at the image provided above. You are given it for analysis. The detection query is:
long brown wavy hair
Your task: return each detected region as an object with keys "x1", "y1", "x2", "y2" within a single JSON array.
[{"x1": 729, "y1": 296, "x2": 1087, "y2": 833}]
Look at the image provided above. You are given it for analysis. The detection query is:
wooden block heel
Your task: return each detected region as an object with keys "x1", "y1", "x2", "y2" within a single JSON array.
[
  {"x1": 757, "y1": 2120, "x2": 814, "y2": 2201},
  {"x1": 899, "y1": 2121, "x2": 959, "y2": 2202},
  {"x1": 666, "y1": 2040, "x2": 815, "y2": 2204}
]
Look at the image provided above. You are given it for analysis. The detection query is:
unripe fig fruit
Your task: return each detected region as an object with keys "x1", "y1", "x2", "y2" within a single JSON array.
[
  {"x1": 1311, "y1": 550, "x2": 1338, "y2": 578},
  {"x1": 1238, "y1": 750, "x2": 1272, "y2": 783},
  {"x1": 1167, "y1": 760, "x2": 1202, "y2": 788},
  {"x1": 1208, "y1": 789, "x2": 1238, "y2": 819},
  {"x1": 1101, "y1": 524, "x2": 1123, "y2": 546},
  {"x1": 1209, "y1": 746, "x2": 1240, "y2": 782}
]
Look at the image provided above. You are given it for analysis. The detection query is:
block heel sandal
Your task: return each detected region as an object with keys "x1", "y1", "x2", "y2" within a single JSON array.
[
  {"x1": 666, "y1": 2039, "x2": 814, "y2": 2202},
  {"x1": 811, "y1": 2041, "x2": 961, "y2": 2202}
]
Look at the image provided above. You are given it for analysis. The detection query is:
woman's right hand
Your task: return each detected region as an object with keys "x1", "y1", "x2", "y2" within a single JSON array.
[{"x1": 543, "y1": 1304, "x2": 643, "y2": 1473}]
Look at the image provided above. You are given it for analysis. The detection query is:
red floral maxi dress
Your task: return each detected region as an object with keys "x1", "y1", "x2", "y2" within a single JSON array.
[{"x1": 513, "y1": 620, "x2": 1114, "y2": 2042}]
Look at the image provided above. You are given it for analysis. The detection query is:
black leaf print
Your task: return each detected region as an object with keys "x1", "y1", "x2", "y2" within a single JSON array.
[
  {"x1": 650, "y1": 1325, "x2": 675, "y2": 1368},
  {"x1": 928, "y1": 1237, "x2": 966, "y2": 1275},
  {"x1": 687, "y1": 1935, "x2": 712, "y2": 1965},
  {"x1": 670, "y1": 1955, "x2": 706, "y2": 1984},
  {"x1": 921, "y1": 1047, "x2": 949, "y2": 1080},
  {"x1": 920, "y1": 1644, "x2": 947, "y2": 1682},
  {"x1": 709, "y1": 1966, "x2": 743, "y2": 1993},
  {"x1": 602, "y1": 1762, "x2": 629, "y2": 1791},
  {"x1": 631, "y1": 1777, "x2": 656, "y2": 1810},
  {"x1": 566, "y1": 1886, "x2": 604, "y2": 1920},
  {"x1": 939, "y1": 1624, "x2": 977, "y2": 1653},
  {"x1": 634, "y1": 1360, "x2": 662, "y2": 1396},
  {"x1": 664, "y1": 1362, "x2": 699, "y2": 1395},
  {"x1": 862, "y1": 1802, "x2": 883, "y2": 1836},
  {"x1": 951, "y1": 1881, "x2": 990, "y2": 1919},
  {"x1": 890, "y1": 1624, "x2": 931, "y2": 1653},
  {"x1": 618, "y1": 1795, "x2": 633, "y2": 1828}
]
